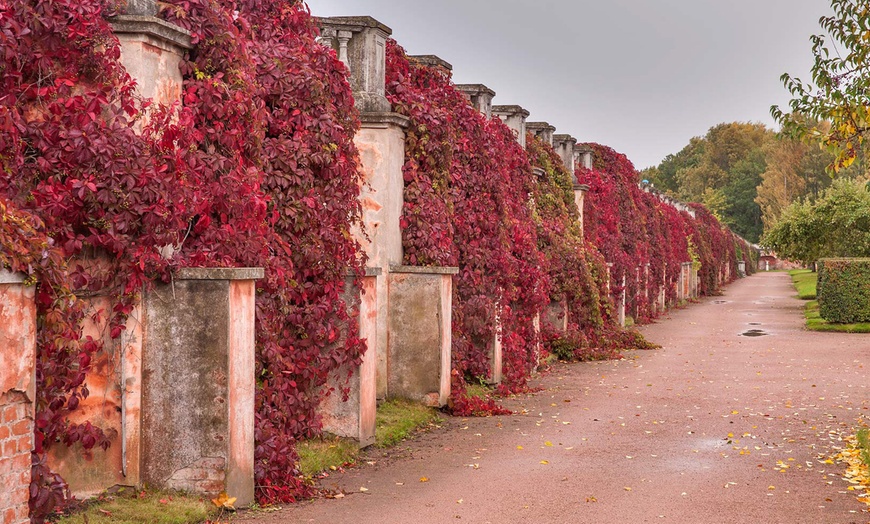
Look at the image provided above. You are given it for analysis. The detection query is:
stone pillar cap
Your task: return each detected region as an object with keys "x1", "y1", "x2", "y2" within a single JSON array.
[
  {"x1": 174, "y1": 267, "x2": 265, "y2": 281},
  {"x1": 390, "y1": 265, "x2": 459, "y2": 275},
  {"x1": 573, "y1": 183, "x2": 590, "y2": 192},
  {"x1": 109, "y1": 14, "x2": 192, "y2": 49},
  {"x1": 120, "y1": 0, "x2": 158, "y2": 16},
  {"x1": 553, "y1": 134, "x2": 577, "y2": 144},
  {"x1": 492, "y1": 105, "x2": 530, "y2": 118},
  {"x1": 316, "y1": 16, "x2": 392, "y2": 36},
  {"x1": 409, "y1": 55, "x2": 453, "y2": 73},
  {"x1": 527, "y1": 122, "x2": 556, "y2": 133},
  {"x1": 455, "y1": 84, "x2": 496, "y2": 97},
  {"x1": 0, "y1": 268, "x2": 26, "y2": 284}
]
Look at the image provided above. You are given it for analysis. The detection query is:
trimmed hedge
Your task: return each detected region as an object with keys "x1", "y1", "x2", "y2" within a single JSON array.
[{"x1": 818, "y1": 258, "x2": 870, "y2": 323}]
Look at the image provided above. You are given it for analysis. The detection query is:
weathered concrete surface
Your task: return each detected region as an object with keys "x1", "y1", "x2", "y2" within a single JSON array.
[
  {"x1": 111, "y1": 14, "x2": 190, "y2": 108},
  {"x1": 456, "y1": 84, "x2": 495, "y2": 119},
  {"x1": 492, "y1": 105, "x2": 530, "y2": 148},
  {"x1": 48, "y1": 297, "x2": 144, "y2": 498},
  {"x1": 387, "y1": 267, "x2": 456, "y2": 407},
  {"x1": 544, "y1": 299, "x2": 568, "y2": 334},
  {"x1": 240, "y1": 273, "x2": 869, "y2": 524},
  {"x1": 318, "y1": 17, "x2": 392, "y2": 113},
  {"x1": 142, "y1": 268, "x2": 260, "y2": 506},
  {"x1": 553, "y1": 134, "x2": 577, "y2": 173},
  {"x1": 321, "y1": 271, "x2": 380, "y2": 447},
  {"x1": 352, "y1": 113, "x2": 409, "y2": 401}
]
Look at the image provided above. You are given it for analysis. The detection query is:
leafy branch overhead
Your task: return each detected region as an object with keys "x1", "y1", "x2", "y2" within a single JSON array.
[{"x1": 772, "y1": 0, "x2": 870, "y2": 172}]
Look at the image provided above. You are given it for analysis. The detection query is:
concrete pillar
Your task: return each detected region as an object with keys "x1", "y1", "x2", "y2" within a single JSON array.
[
  {"x1": 574, "y1": 145, "x2": 594, "y2": 170},
  {"x1": 321, "y1": 269, "x2": 380, "y2": 447},
  {"x1": 545, "y1": 299, "x2": 568, "y2": 333},
  {"x1": 409, "y1": 55, "x2": 453, "y2": 77},
  {"x1": 109, "y1": 0, "x2": 191, "y2": 108},
  {"x1": 573, "y1": 183, "x2": 590, "y2": 239},
  {"x1": 0, "y1": 270, "x2": 36, "y2": 524},
  {"x1": 141, "y1": 267, "x2": 261, "y2": 507},
  {"x1": 456, "y1": 84, "x2": 496, "y2": 119},
  {"x1": 553, "y1": 134, "x2": 577, "y2": 174},
  {"x1": 526, "y1": 122, "x2": 556, "y2": 147},
  {"x1": 492, "y1": 105, "x2": 530, "y2": 148},
  {"x1": 659, "y1": 270, "x2": 667, "y2": 312},
  {"x1": 320, "y1": 16, "x2": 410, "y2": 401},
  {"x1": 47, "y1": 295, "x2": 145, "y2": 498},
  {"x1": 489, "y1": 301, "x2": 503, "y2": 385},
  {"x1": 618, "y1": 275, "x2": 627, "y2": 327},
  {"x1": 318, "y1": 17, "x2": 392, "y2": 113},
  {"x1": 387, "y1": 266, "x2": 458, "y2": 407}
]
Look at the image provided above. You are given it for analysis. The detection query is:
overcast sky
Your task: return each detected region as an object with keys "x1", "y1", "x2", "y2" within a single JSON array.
[{"x1": 307, "y1": 0, "x2": 831, "y2": 170}]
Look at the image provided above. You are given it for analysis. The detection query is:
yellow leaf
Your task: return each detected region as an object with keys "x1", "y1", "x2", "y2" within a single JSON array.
[
  {"x1": 419, "y1": 477, "x2": 429, "y2": 483},
  {"x1": 211, "y1": 492, "x2": 237, "y2": 510},
  {"x1": 624, "y1": 487, "x2": 632, "y2": 491},
  {"x1": 545, "y1": 441, "x2": 553, "y2": 447},
  {"x1": 540, "y1": 460, "x2": 549, "y2": 465},
  {"x1": 517, "y1": 445, "x2": 524, "y2": 450}
]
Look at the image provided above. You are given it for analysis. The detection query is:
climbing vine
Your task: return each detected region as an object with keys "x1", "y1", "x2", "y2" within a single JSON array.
[
  {"x1": 386, "y1": 41, "x2": 549, "y2": 402},
  {"x1": 2, "y1": 0, "x2": 364, "y2": 512},
  {"x1": 578, "y1": 143, "x2": 754, "y2": 322},
  {"x1": 525, "y1": 135, "x2": 651, "y2": 360},
  {"x1": 2, "y1": 0, "x2": 756, "y2": 517}
]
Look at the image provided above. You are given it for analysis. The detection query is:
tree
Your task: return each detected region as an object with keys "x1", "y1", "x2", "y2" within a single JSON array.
[
  {"x1": 761, "y1": 178, "x2": 870, "y2": 263},
  {"x1": 650, "y1": 122, "x2": 772, "y2": 242},
  {"x1": 772, "y1": 0, "x2": 870, "y2": 173}
]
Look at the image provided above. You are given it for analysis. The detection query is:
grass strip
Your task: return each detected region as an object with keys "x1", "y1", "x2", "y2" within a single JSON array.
[
  {"x1": 789, "y1": 269, "x2": 817, "y2": 300},
  {"x1": 296, "y1": 436, "x2": 359, "y2": 478},
  {"x1": 54, "y1": 489, "x2": 216, "y2": 524},
  {"x1": 376, "y1": 398, "x2": 441, "y2": 448}
]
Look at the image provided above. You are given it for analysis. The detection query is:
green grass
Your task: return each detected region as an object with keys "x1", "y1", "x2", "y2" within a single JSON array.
[
  {"x1": 376, "y1": 399, "x2": 441, "y2": 448},
  {"x1": 465, "y1": 382, "x2": 494, "y2": 400},
  {"x1": 789, "y1": 272, "x2": 870, "y2": 332},
  {"x1": 296, "y1": 435, "x2": 359, "y2": 478},
  {"x1": 857, "y1": 429, "x2": 870, "y2": 469},
  {"x1": 804, "y1": 300, "x2": 870, "y2": 333},
  {"x1": 53, "y1": 489, "x2": 216, "y2": 524},
  {"x1": 789, "y1": 269, "x2": 817, "y2": 300}
]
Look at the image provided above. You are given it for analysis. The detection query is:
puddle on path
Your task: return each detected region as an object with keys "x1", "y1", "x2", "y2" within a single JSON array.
[
  {"x1": 740, "y1": 329, "x2": 768, "y2": 337},
  {"x1": 748, "y1": 322, "x2": 762, "y2": 326}
]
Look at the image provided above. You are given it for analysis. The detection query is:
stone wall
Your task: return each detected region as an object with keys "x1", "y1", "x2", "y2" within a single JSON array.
[
  {"x1": 0, "y1": 271, "x2": 36, "y2": 524},
  {"x1": 141, "y1": 268, "x2": 259, "y2": 506}
]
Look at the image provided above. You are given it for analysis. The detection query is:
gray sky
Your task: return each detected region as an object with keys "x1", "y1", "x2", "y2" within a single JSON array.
[{"x1": 307, "y1": 0, "x2": 830, "y2": 170}]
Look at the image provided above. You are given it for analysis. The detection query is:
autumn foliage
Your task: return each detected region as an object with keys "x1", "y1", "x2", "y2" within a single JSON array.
[
  {"x1": 2, "y1": 0, "x2": 363, "y2": 514},
  {"x1": 1, "y1": 0, "x2": 754, "y2": 518}
]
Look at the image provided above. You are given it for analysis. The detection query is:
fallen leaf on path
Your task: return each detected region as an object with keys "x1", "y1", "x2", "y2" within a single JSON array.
[
  {"x1": 211, "y1": 493, "x2": 237, "y2": 510},
  {"x1": 420, "y1": 477, "x2": 429, "y2": 483}
]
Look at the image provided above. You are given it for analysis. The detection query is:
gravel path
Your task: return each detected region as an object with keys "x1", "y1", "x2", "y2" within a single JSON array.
[{"x1": 239, "y1": 272, "x2": 869, "y2": 523}]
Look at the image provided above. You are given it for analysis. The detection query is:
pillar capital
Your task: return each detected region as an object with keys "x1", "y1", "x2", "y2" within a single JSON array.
[
  {"x1": 317, "y1": 16, "x2": 393, "y2": 113},
  {"x1": 492, "y1": 105, "x2": 530, "y2": 147},
  {"x1": 456, "y1": 84, "x2": 496, "y2": 119}
]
